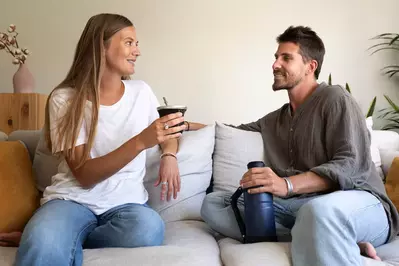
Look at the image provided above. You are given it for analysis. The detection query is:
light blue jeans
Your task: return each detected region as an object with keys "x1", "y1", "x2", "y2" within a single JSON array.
[
  {"x1": 15, "y1": 199, "x2": 165, "y2": 266},
  {"x1": 201, "y1": 190, "x2": 390, "y2": 266}
]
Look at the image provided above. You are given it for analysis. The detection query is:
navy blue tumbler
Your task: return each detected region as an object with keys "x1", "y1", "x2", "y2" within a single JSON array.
[{"x1": 230, "y1": 161, "x2": 277, "y2": 243}]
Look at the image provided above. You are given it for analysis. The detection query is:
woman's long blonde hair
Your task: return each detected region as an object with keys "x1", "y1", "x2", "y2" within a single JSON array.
[{"x1": 44, "y1": 13, "x2": 133, "y2": 168}]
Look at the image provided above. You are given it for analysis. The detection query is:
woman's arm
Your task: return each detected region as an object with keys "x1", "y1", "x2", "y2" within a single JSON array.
[
  {"x1": 185, "y1": 121, "x2": 207, "y2": 131},
  {"x1": 67, "y1": 114, "x2": 186, "y2": 189}
]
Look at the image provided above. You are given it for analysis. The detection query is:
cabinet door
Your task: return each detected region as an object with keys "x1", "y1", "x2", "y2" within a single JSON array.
[
  {"x1": 0, "y1": 93, "x2": 48, "y2": 134},
  {"x1": 0, "y1": 94, "x2": 14, "y2": 135}
]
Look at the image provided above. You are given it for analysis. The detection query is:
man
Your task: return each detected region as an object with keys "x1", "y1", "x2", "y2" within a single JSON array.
[{"x1": 190, "y1": 26, "x2": 399, "y2": 265}]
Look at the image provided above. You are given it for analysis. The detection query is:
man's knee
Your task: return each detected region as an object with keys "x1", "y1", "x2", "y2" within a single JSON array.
[{"x1": 293, "y1": 195, "x2": 346, "y2": 234}]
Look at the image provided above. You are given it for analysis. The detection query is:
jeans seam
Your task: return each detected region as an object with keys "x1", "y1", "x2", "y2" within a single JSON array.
[
  {"x1": 344, "y1": 202, "x2": 386, "y2": 243},
  {"x1": 69, "y1": 221, "x2": 97, "y2": 266},
  {"x1": 369, "y1": 224, "x2": 389, "y2": 243}
]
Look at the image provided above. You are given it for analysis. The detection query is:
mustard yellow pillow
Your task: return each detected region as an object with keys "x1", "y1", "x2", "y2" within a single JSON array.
[
  {"x1": 0, "y1": 141, "x2": 40, "y2": 233},
  {"x1": 385, "y1": 157, "x2": 399, "y2": 212}
]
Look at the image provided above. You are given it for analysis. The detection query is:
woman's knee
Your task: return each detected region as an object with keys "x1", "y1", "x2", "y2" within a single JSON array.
[{"x1": 118, "y1": 205, "x2": 165, "y2": 247}]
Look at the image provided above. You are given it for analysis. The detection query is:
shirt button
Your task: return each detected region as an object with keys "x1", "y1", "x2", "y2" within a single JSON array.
[
  {"x1": 290, "y1": 149, "x2": 293, "y2": 153},
  {"x1": 290, "y1": 128, "x2": 293, "y2": 132}
]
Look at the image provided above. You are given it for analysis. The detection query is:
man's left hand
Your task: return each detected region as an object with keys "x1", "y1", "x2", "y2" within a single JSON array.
[
  {"x1": 240, "y1": 167, "x2": 288, "y2": 197},
  {"x1": 154, "y1": 155, "x2": 181, "y2": 201}
]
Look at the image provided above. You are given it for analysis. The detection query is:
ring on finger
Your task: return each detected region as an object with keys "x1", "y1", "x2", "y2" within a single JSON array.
[{"x1": 164, "y1": 123, "x2": 169, "y2": 130}]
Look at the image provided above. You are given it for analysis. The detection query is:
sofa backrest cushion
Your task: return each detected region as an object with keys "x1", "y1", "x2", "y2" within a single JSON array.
[
  {"x1": 32, "y1": 130, "x2": 62, "y2": 192},
  {"x1": 143, "y1": 125, "x2": 215, "y2": 222},
  {"x1": 212, "y1": 122, "x2": 265, "y2": 193}
]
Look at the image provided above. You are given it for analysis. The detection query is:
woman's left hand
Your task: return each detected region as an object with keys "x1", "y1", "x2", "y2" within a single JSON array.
[{"x1": 154, "y1": 155, "x2": 181, "y2": 201}]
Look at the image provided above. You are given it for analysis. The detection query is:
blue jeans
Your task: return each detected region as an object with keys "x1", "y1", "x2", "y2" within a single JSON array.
[
  {"x1": 15, "y1": 199, "x2": 165, "y2": 266},
  {"x1": 201, "y1": 190, "x2": 390, "y2": 266}
]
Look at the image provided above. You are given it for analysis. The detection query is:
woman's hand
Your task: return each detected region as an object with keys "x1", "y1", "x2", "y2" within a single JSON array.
[
  {"x1": 136, "y1": 112, "x2": 186, "y2": 150},
  {"x1": 154, "y1": 155, "x2": 180, "y2": 201}
]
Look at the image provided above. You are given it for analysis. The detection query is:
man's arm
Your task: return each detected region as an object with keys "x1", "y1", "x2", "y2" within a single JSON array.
[{"x1": 289, "y1": 171, "x2": 338, "y2": 194}]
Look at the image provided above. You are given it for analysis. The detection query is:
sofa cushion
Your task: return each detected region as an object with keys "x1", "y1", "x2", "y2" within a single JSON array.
[
  {"x1": 8, "y1": 130, "x2": 41, "y2": 162},
  {"x1": 0, "y1": 131, "x2": 7, "y2": 141},
  {"x1": 375, "y1": 236, "x2": 399, "y2": 265},
  {"x1": 385, "y1": 157, "x2": 399, "y2": 211},
  {"x1": 31, "y1": 130, "x2": 62, "y2": 191},
  {"x1": 0, "y1": 221, "x2": 222, "y2": 266},
  {"x1": 218, "y1": 237, "x2": 395, "y2": 266},
  {"x1": 212, "y1": 122, "x2": 265, "y2": 193},
  {"x1": 0, "y1": 141, "x2": 40, "y2": 233},
  {"x1": 367, "y1": 117, "x2": 382, "y2": 170},
  {"x1": 143, "y1": 125, "x2": 215, "y2": 222}
]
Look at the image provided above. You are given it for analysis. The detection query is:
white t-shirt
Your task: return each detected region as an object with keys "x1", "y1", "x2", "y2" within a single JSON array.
[{"x1": 41, "y1": 80, "x2": 160, "y2": 215}]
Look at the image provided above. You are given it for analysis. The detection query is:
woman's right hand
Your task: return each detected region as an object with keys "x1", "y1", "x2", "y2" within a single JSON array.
[{"x1": 136, "y1": 112, "x2": 186, "y2": 150}]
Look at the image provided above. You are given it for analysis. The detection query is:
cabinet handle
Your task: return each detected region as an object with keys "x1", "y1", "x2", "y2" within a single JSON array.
[{"x1": 8, "y1": 118, "x2": 13, "y2": 126}]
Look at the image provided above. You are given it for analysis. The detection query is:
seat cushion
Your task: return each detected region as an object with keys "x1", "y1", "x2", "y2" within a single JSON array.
[
  {"x1": 218, "y1": 237, "x2": 397, "y2": 266},
  {"x1": 0, "y1": 221, "x2": 221, "y2": 266},
  {"x1": 376, "y1": 236, "x2": 399, "y2": 265}
]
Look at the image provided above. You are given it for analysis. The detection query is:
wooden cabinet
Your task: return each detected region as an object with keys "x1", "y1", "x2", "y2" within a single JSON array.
[{"x1": 0, "y1": 93, "x2": 48, "y2": 135}]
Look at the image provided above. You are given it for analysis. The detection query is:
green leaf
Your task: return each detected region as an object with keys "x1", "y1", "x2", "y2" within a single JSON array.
[
  {"x1": 366, "y1": 97, "x2": 377, "y2": 118},
  {"x1": 386, "y1": 118, "x2": 399, "y2": 125},
  {"x1": 382, "y1": 65, "x2": 399, "y2": 70},
  {"x1": 371, "y1": 33, "x2": 398, "y2": 39},
  {"x1": 367, "y1": 42, "x2": 399, "y2": 51},
  {"x1": 328, "y1": 73, "x2": 332, "y2": 85},
  {"x1": 389, "y1": 35, "x2": 399, "y2": 46},
  {"x1": 345, "y1": 83, "x2": 351, "y2": 94},
  {"x1": 384, "y1": 95, "x2": 399, "y2": 112},
  {"x1": 370, "y1": 47, "x2": 399, "y2": 55}
]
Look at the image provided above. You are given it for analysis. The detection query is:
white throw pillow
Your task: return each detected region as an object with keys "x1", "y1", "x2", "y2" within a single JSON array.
[
  {"x1": 366, "y1": 117, "x2": 382, "y2": 169},
  {"x1": 0, "y1": 131, "x2": 7, "y2": 141},
  {"x1": 143, "y1": 125, "x2": 215, "y2": 222},
  {"x1": 212, "y1": 122, "x2": 265, "y2": 193}
]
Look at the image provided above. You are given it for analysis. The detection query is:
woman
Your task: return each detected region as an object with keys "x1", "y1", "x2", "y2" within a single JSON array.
[{"x1": 14, "y1": 13, "x2": 186, "y2": 266}]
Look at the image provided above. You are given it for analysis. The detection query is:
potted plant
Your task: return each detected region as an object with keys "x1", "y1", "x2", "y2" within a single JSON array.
[{"x1": 0, "y1": 24, "x2": 34, "y2": 93}]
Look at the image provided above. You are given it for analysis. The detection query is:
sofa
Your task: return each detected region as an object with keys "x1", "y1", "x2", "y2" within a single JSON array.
[{"x1": 1, "y1": 120, "x2": 399, "y2": 266}]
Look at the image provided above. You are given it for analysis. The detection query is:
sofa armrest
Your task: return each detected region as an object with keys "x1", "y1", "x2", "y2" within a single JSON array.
[{"x1": 380, "y1": 149, "x2": 399, "y2": 178}]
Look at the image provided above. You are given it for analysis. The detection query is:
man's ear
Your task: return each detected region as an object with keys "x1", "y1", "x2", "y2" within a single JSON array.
[{"x1": 307, "y1": 59, "x2": 318, "y2": 76}]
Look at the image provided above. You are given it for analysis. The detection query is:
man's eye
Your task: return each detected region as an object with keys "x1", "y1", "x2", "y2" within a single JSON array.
[
  {"x1": 126, "y1": 41, "x2": 132, "y2": 46},
  {"x1": 283, "y1": 56, "x2": 290, "y2": 61}
]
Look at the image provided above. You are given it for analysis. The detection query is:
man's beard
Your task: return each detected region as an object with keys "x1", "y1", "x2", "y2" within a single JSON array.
[{"x1": 272, "y1": 71, "x2": 302, "y2": 91}]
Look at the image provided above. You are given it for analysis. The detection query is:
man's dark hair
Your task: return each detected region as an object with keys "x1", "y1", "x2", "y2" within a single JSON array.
[{"x1": 277, "y1": 26, "x2": 325, "y2": 79}]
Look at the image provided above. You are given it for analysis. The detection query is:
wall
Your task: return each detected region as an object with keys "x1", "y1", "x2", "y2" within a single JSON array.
[{"x1": 1, "y1": 0, "x2": 398, "y2": 126}]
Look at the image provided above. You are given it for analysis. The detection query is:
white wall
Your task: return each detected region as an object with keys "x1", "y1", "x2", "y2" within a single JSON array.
[{"x1": 1, "y1": 0, "x2": 398, "y2": 126}]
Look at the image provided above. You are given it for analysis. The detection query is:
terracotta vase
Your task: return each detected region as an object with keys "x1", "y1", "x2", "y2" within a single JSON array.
[{"x1": 13, "y1": 63, "x2": 35, "y2": 93}]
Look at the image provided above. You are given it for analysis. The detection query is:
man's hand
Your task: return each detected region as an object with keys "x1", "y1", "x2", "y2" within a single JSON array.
[
  {"x1": 240, "y1": 167, "x2": 288, "y2": 197},
  {"x1": 154, "y1": 155, "x2": 181, "y2": 201}
]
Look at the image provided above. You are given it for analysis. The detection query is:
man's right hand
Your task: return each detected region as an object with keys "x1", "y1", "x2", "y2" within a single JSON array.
[
  {"x1": 0, "y1": 232, "x2": 22, "y2": 247},
  {"x1": 136, "y1": 112, "x2": 186, "y2": 150}
]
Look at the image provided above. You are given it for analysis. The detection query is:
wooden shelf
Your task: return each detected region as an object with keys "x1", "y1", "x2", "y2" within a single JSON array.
[{"x1": 0, "y1": 93, "x2": 48, "y2": 135}]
